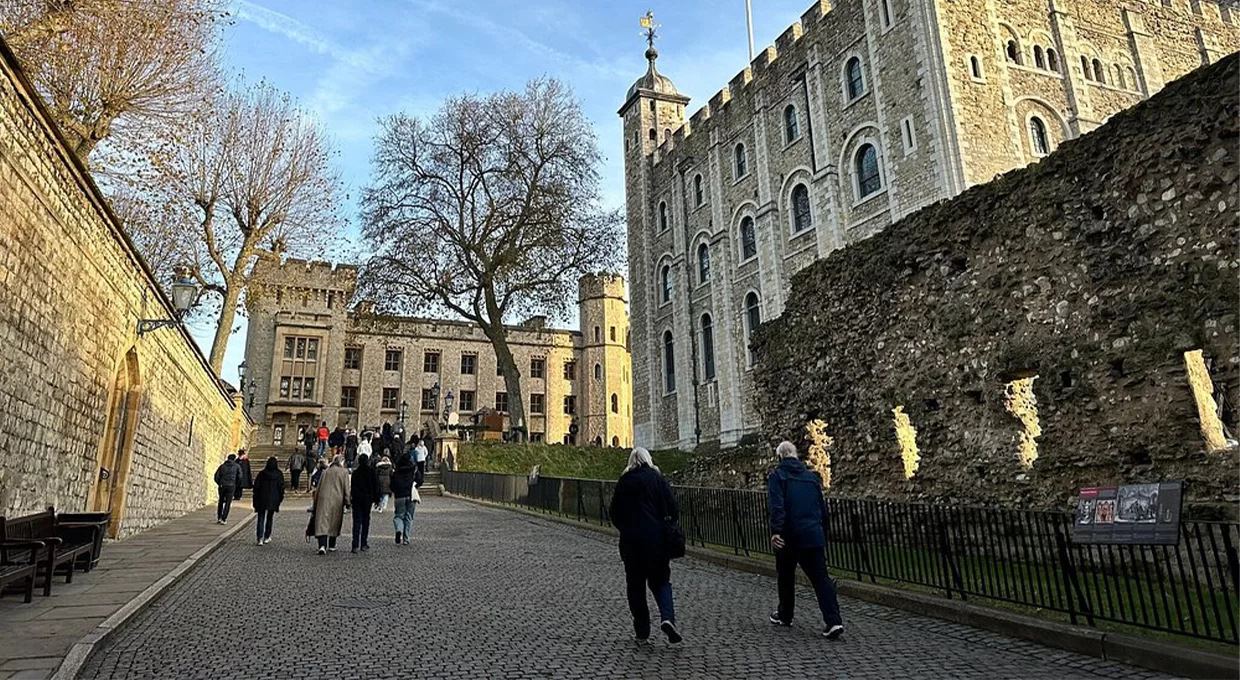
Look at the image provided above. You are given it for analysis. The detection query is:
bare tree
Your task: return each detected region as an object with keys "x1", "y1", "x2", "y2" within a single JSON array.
[
  {"x1": 148, "y1": 81, "x2": 344, "y2": 373},
  {"x1": 0, "y1": 0, "x2": 224, "y2": 163},
  {"x1": 361, "y1": 78, "x2": 624, "y2": 437}
]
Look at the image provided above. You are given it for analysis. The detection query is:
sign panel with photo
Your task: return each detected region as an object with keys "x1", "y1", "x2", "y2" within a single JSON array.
[{"x1": 1073, "y1": 481, "x2": 1181, "y2": 545}]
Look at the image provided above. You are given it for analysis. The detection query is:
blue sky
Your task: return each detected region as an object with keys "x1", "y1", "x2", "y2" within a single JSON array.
[{"x1": 197, "y1": 0, "x2": 814, "y2": 382}]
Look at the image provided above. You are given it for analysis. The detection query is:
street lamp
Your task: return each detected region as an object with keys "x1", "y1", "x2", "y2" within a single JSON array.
[
  {"x1": 246, "y1": 381, "x2": 256, "y2": 408},
  {"x1": 430, "y1": 381, "x2": 441, "y2": 407},
  {"x1": 237, "y1": 360, "x2": 248, "y2": 389},
  {"x1": 137, "y1": 271, "x2": 199, "y2": 336},
  {"x1": 399, "y1": 400, "x2": 408, "y2": 424}
]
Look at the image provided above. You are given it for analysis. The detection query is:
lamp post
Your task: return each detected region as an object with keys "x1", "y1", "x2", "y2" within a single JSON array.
[
  {"x1": 399, "y1": 400, "x2": 408, "y2": 425},
  {"x1": 237, "y1": 360, "x2": 248, "y2": 389},
  {"x1": 137, "y1": 271, "x2": 199, "y2": 336},
  {"x1": 246, "y1": 381, "x2": 256, "y2": 408}
]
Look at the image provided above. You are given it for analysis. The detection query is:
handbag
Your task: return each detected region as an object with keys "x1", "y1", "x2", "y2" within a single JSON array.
[
  {"x1": 304, "y1": 506, "x2": 316, "y2": 538},
  {"x1": 664, "y1": 516, "x2": 686, "y2": 559}
]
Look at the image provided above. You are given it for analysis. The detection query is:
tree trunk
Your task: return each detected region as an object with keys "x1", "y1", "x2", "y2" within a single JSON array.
[
  {"x1": 207, "y1": 280, "x2": 242, "y2": 375},
  {"x1": 486, "y1": 326, "x2": 527, "y2": 442}
]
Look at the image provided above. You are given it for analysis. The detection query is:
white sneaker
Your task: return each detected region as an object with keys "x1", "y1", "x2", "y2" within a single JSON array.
[
  {"x1": 317, "y1": 547, "x2": 326, "y2": 555},
  {"x1": 263, "y1": 538, "x2": 272, "y2": 545},
  {"x1": 824, "y1": 624, "x2": 844, "y2": 640}
]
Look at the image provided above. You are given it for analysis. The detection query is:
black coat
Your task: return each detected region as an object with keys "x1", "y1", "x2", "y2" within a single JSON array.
[
  {"x1": 252, "y1": 468, "x2": 286, "y2": 512},
  {"x1": 237, "y1": 457, "x2": 254, "y2": 489},
  {"x1": 391, "y1": 458, "x2": 417, "y2": 499},
  {"x1": 608, "y1": 465, "x2": 678, "y2": 563},
  {"x1": 350, "y1": 463, "x2": 380, "y2": 508},
  {"x1": 767, "y1": 458, "x2": 828, "y2": 549},
  {"x1": 328, "y1": 428, "x2": 346, "y2": 448}
]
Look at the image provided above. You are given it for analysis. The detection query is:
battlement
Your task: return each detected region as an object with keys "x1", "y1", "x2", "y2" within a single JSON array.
[
  {"x1": 253, "y1": 257, "x2": 359, "y2": 292},
  {"x1": 578, "y1": 272, "x2": 627, "y2": 302}
]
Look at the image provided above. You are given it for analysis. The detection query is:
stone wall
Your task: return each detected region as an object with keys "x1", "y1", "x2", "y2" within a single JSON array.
[
  {"x1": 752, "y1": 55, "x2": 1239, "y2": 511},
  {"x1": 0, "y1": 42, "x2": 246, "y2": 536}
]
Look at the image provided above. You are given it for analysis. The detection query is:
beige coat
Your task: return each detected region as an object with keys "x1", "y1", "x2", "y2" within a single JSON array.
[{"x1": 312, "y1": 464, "x2": 350, "y2": 537}]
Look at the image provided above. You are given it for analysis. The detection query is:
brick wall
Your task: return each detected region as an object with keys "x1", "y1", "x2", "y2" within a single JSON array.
[{"x1": 0, "y1": 42, "x2": 244, "y2": 536}]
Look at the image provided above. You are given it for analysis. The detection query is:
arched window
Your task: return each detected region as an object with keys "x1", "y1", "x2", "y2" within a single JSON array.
[
  {"x1": 784, "y1": 105, "x2": 800, "y2": 143},
  {"x1": 969, "y1": 55, "x2": 983, "y2": 79},
  {"x1": 1092, "y1": 58, "x2": 1106, "y2": 84},
  {"x1": 744, "y1": 293, "x2": 761, "y2": 366},
  {"x1": 1005, "y1": 40, "x2": 1020, "y2": 64},
  {"x1": 734, "y1": 143, "x2": 748, "y2": 179},
  {"x1": 1080, "y1": 55, "x2": 1091, "y2": 80},
  {"x1": 664, "y1": 128, "x2": 672, "y2": 141},
  {"x1": 1029, "y1": 116, "x2": 1049, "y2": 156},
  {"x1": 658, "y1": 201, "x2": 668, "y2": 231},
  {"x1": 594, "y1": 363, "x2": 602, "y2": 380},
  {"x1": 855, "y1": 144, "x2": 882, "y2": 199},
  {"x1": 700, "y1": 313, "x2": 716, "y2": 381},
  {"x1": 739, "y1": 216, "x2": 757, "y2": 261},
  {"x1": 697, "y1": 243, "x2": 711, "y2": 285},
  {"x1": 593, "y1": 326, "x2": 600, "y2": 343},
  {"x1": 612, "y1": 436, "x2": 620, "y2": 447},
  {"x1": 845, "y1": 57, "x2": 866, "y2": 99},
  {"x1": 1113, "y1": 64, "x2": 1127, "y2": 89},
  {"x1": 611, "y1": 393, "x2": 619, "y2": 413},
  {"x1": 693, "y1": 174, "x2": 704, "y2": 206},
  {"x1": 1046, "y1": 48, "x2": 1059, "y2": 72},
  {"x1": 1033, "y1": 45, "x2": 1045, "y2": 69},
  {"x1": 648, "y1": 129, "x2": 657, "y2": 140},
  {"x1": 662, "y1": 331, "x2": 676, "y2": 393},
  {"x1": 791, "y1": 184, "x2": 812, "y2": 233},
  {"x1": 660, "y1": 264, "x2": 671, "y2": 303}
]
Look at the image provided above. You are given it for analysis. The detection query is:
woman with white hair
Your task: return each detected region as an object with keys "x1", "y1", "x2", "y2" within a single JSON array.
[
  {"x1": 607, "y1": 447, "x2": 683, "y2": 646},
  {"x1": 310, "y1": 454, "x2": 350, "y2": 555}
]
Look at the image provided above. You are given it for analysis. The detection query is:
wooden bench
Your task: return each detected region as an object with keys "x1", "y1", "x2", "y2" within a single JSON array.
[
  {"x1": 54, "y1": 511, "x2": 110, "y2": 571},
  {"x1": 0, "y1": 510, "x2": 95, "y2": 597},
  {"x1": 0, "y1": 540, "x2": 40, "y2": 603}
]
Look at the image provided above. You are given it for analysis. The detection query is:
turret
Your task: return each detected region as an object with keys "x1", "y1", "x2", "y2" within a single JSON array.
[{"x1": 577, "y1": 273, "x2": 632, "y2": 447}]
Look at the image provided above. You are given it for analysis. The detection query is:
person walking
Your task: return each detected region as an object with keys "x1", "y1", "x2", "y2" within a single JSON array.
[
  {"x1": 328, "y1": 425, "x2": 346, "y2": 458},
  {"x1": 252, "y1": 457, "x2": 286, "y2": 545},
  {"x1": 414, "y1": 438, "x2": 429, "y2": 485},
  {"x1": 358, "y1": 430, "x2": 373, "y2": 463},
  {"x1": 310, "y1": 458, "x2": 328, "y2": 490},
  {"x1": 608, "y1": 448, "x2": 682, "y2": 646},
  {"x1": 213, "y1": 454, "x2": 243, "y2": 524},
  {"x1": 349, "y1": 454, "x2": 380, "y2": 554},
  {"x1": 375, "y1": 455, "x2": 394, "y2": 513},
  {"x1": 288, "y1": 449, "x2": 306, "y2": 492},
  {"x1": 316, "y1": 421, "x2": 330, "y2": 459},
  {"x1": 345, "y1": 429, "x2": 359, "y2": 469},
  {"x1": 235, "y1": 450, "x2": 254, "y2": 501},
  {"x1": 311, "y1": 455, "x2": 349, "y2": 555},
  {"x1": 390, "y1": 455, "x2": 420, "y2": 545},
  {"x1": 767, "y1": 441, "x2": 844, "y2": 640},
  {"x1": 302, "y1": 426, "x2": 317, "y2": 460}
]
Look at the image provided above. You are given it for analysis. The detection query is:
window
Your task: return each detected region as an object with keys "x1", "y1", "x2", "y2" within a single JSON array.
[
  {"x1": 1005, "y1": 40, "x2": 1020, "y2": 64},
  {"x1": 745, "y1": 293, "x2": 762, "y2": 366},
  {"x1": 791, "y1": 184, "x2": 812, "y2": 233},
  {"x1": 340, "y1": 386, "x2": 358, "y2": 409},
  {"x1": 611, "y1": 393, "x2": 619, "y2": 413},
  {"x1": 1029, "y1": 116, "x2": 1049, "y2": 156},
  {"x1": 880, "y1": 0, "x2": 893, "y2": 28},
  {"x1": 783, "y1": 105, "x2": 800, "y2": 143},
  {"x1": 530, "y1": 358, "x2": 545, "y2": 379},
  {"x1": 273, "y1": 425, "x2": 284, "y2": 446},
  {"x1": 279, "y1": 376, "x2": 290, "y2": 398},
  {"x1": 1092, "y1": 58, "x2": 1106, "y2": 84},
  {"x1": 423, "y1": 351, "x2": 440, "y2": 373},
  {"x1": 530, "y1": 393, "x2": 545, "y2": 414},
  {"x1": 734, "y1": 143, "x2": 748, "y2": 179},
  {"x1": 612, "y1": 436, "x2": 620, "y2": 447},
  {"x1": 280, "y1": 335, "x2": 319, "y2": 401},
  {"x1": 421, "y1": 389, "x2": 436, "y2": 411},
  {"x1": 494, "y1": 392, "x2": 508, "y2": 413},
  {"x1": 658, "y1": 201, "x2": 669, "y2": 231},
  {"x1": 701, "y1": 313, "x2": 716, "y2": 381},
  {"x1": 291, "y1": 377, "x2": 302, "y2": 399},
  {"x1": 458, "y1": 390, "x2": 476, "y2": 412},
  {"x1": 344, "y1": 347, "x2": 362, "y2": 370},
  {"x1": 697, "y1": 243, "x2": 711, "y2": 285},
  {"x1": 660, "y1": 265, "x2": 672, "y2": 303},
  {"x1": 855, "y1": 144, "x2": 882, "y2": 199},
  {"x1": 385, "y1": 349, "x2": 402, "y2": 371},
  {"x1": 1046, "y1": 48, "x2": 1059, "y2": 72},
  {"x1": 302, "y1": 377, "x2": 315, "y2": 399},
  {"x1": 382, "y1": 388, "x2": 400, "y2": 410},
  {"x1": 306, "y1": 339, "x2": 318, "y2": 362},
  {"x1": 460, "y1": 354, "x2": 476, "y2": 375},
  {"x1": 845, "y1": 57, "x2": 866, "y2": 99},
  {"x1": 662, "y1": 330, "x2": 676, "y2": 393},
  {"x1": 563, "y1": 361, "x2": 577, "y2": 380},
  {"x1": 283, "y1": 338, "x2": 294, "y2": 360},
  {"x1": 594, "y1": 363, "x2": 602, "y2": 380},
  {"x1": 900, "y1": 118, "x2": 916, "y2": 153},
  {"x1": 610, "y1": 326, "x2": 617, "y2": 342},
  {"x1": 693, "y1": 174, "x2": 704, "y2": 206},
  {"x1": 740, "y1": 217, "x2": 757, "y2": 260},
  {"x1": 969, "y1": 55, "x2": 983, "y2": 80},
  {"x1": 1080, "y1": 55, "x2": 1091, "y2": 81},
  {"x1": 1033, "y1": 45, "x2": 1045, "y2": 69},
  {"x1": 594, "y1": 326, "x2": 600, "y2": 343},
  {"x1": 563, "y1": 395, "x2": 577, "y2": 415},
  {"x1": 649, "y1": 129, "x2": 656, "y2": 140},
  {"x1": 295, "y1": 338, "x2": 305, "y2": 359}
]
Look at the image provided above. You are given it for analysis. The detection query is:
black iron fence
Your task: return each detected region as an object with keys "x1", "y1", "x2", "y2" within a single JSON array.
[{"x1": 444, "y1": 469, "x2": 1240, "y2": 644}]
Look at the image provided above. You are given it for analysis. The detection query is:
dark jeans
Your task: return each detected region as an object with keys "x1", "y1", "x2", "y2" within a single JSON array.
[
  {"x1": 775, "y1": 546, "x2": 843, "y2": 627},
  {"x1": 216, "y1": 488, "x2": 234, "y2": 521},
  {"x1": 351, "y1": 504, "x2": 372, "y2": 550},
  {"x1": 623, "y1": 557, "x2": 674, "y2": 639},
  {"x1": 290, "y1": 469, "x2": 302, "y2": 490},
  {"x1": 316, "y1": 535, "x2": 337, "y2": 550},
  {"x1": 256, "y1": 509, "x2": 275, "y2": 541}
]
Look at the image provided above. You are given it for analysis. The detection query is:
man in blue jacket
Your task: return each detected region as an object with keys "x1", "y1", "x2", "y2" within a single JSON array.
[{"x1": 767, "y1": 441, "x2": 844, "y2": 639}]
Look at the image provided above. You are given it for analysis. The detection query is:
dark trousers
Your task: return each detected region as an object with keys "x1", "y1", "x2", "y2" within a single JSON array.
[
  {"x1": 217, "y1": 488, "x2": 234, "y2": 521},
  {"x1": 775, "y1": 546, "x2": 843, "y2": 627},
  {"x1": 316, "y1": 535, "x2": 337, "y2": 550},
  {"x1": 256, "y1": 509, "x2": 275, "y2": 541},
  {"x1": 351, "y1": 504, "x2": 372, "y2": 550},
  {"x1": 623, "y1": 557, "x2": 674, "y2": 639},
  {"x1": 290, "y1": 469, "x2": 302, "y2": 490}
]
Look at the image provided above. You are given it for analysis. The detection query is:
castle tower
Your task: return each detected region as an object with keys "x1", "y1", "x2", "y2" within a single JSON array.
[
  {"x1": 577, "y1": 274, "x2": 633, "y2": 448},
  {"x1": 619, "y1": 13, "x2": 689, "y2": 449}
]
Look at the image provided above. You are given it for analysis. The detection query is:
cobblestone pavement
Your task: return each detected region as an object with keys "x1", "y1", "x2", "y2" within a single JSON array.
[{"x1": 80, "y1": 498, "x2": 1173, "y2": 680}]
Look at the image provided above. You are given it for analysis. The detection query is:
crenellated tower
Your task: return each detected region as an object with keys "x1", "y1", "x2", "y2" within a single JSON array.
[{"x1": 577, "y1": 274, "x2": 632, "y2": 448}]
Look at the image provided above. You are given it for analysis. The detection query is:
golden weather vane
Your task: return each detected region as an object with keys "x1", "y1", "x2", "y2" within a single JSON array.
[{"x1": 640, "y1": 10, "x2": 659, "y2": 49}]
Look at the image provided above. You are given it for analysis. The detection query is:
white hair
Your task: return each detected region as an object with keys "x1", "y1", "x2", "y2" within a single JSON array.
[
  {"x1": 623, "y1": 447, "x2": 659, "y2": 475},
  {"x1": 776, "y1": 441, "x2": 799, "y2": 459}
]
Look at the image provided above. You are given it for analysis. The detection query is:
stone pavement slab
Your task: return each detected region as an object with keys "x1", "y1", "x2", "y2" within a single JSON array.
[
  {"x1": 80, "y1": 498, "x2": 1175, "y2": 680},
  {"x1": 0, "y1": 505, "x2": 253, "y2": 680}
]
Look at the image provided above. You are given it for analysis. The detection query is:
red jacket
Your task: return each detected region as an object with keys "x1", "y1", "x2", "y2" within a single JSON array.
[{"x1": 317, "y1": 427, "x2": 329, "y2": 441}]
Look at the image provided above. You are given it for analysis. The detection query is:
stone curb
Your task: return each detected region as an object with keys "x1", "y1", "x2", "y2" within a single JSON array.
[
  {"x1": 51, "y1": 511, "x2": 256, "y2": 680},
  {"x1": 446, "y1": 493, "x2": 1238, "y2": 680}
]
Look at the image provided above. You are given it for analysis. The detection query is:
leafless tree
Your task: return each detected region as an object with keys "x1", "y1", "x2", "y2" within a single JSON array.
[
  {"x1": 361, "y1": 78, "x2": 624, "y2": 437},
  {"x1": 147, "y1": 81, "x2": 344, "y2": 373},
  {"x1": 0, "y1": 0, "x2": 225, "y2": 163}
]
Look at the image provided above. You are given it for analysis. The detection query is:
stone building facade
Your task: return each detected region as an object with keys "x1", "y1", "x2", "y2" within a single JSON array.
[
  {"x1": 621, "y1": 0, "x2": 1239, "y2": 451},
  {"x1": 0, "y1": 40, "x2": 249, "y2": 538},
  {"x1": 242, "y1": 262, "x2": 633, "y2": 450}
]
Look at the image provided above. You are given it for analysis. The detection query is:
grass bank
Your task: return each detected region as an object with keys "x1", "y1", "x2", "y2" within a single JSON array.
[{"x1": 456, "y1": 442, "x2": 695, "y2": 480}]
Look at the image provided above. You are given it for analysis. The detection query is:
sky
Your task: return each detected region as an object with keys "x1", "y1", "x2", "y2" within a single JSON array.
[{"x1": 194, "y1": 0, "x2": 815, "y2": 384}]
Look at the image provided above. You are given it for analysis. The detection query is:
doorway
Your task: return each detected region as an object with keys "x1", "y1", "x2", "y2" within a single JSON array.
[{"x1": 92, "y1": 349, "x2": 141, "y2": 537}]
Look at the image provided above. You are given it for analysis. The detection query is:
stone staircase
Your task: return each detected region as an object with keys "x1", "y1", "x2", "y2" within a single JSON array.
[{"x1": 419, "y1": 468, "x2": 443, "y2": 497}]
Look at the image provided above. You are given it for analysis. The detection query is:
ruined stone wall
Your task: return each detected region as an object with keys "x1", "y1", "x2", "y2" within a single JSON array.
[
  {"x1": 0, "y1": 43, "x2": 244, "y2": 536},
  {"x1": 752, "y1": 55, "x2": 1239, "y2": 510}
]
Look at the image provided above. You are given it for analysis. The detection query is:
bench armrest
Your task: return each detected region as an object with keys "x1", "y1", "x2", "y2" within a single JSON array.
[{"x1": 0, "y1": 540, "x2": 45, "y2": 565}]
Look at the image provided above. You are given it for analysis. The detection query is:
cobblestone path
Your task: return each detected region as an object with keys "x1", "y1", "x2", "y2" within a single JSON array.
[{"x1": 80, "y1": 497, "x2": 1171, "y2": 679}]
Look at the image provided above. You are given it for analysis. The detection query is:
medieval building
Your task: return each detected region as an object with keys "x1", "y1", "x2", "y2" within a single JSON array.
[{"x1": 621, "y1": 0, "x2": 1238, "y2": 451}]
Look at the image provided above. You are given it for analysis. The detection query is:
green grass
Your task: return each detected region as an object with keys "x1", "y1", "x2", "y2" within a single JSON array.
[{"x1": 456, "y1": 442, "x2": 695, "y2": 480}]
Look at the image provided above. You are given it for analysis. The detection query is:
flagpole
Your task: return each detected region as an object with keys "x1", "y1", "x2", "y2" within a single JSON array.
[{"x1": 746, "y1": 0, "x2": 755, "y2": 61}]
